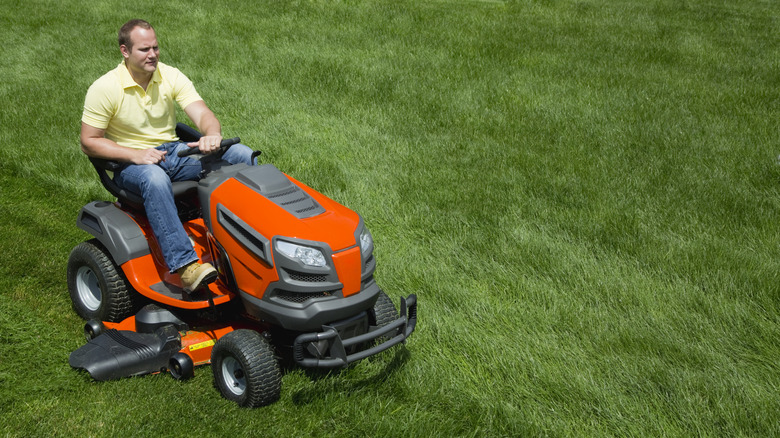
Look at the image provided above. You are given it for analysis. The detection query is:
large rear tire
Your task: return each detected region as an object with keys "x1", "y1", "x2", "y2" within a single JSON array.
[
  {"x1": 211, "y1": 330, "x2": 281, "y2": 408},
  {"x1": 67, "y1": 239, "x2": 136, "y2": 322}
]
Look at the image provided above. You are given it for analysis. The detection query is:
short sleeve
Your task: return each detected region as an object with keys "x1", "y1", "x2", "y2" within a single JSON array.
[
  {"x1": 167, "y1": 67, "x2": 203, "y2": 110},
  {"x1": 82, "y1": 75, "x2": 118, "y2": 129}
]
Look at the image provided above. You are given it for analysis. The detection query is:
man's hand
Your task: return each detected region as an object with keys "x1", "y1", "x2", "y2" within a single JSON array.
[
  {"x1": 183, "y1": 100, "x2": 223, "y2": 155},
  {"x1": 130, "y1": 147, "x2": 167, "y2": 165},
  {"x1": 81, "y1": 122, "x2": 167, "y2": 165},
  {"x1": 187, "y1": 134, "x2": 223, "y2": 155}
]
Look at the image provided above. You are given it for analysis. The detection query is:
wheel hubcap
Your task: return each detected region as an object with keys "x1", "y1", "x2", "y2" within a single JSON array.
[
  {"x1": 221, "y1": 356, "x2": 246, "y2": 396},
  {"x1": 75, "y1": 266, "x2": 102, "y2": 311}
]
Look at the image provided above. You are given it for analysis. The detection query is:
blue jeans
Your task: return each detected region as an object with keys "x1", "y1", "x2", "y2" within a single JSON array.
[{"x1": 114, "y1": 141, "x2": 254, "y2": 272}]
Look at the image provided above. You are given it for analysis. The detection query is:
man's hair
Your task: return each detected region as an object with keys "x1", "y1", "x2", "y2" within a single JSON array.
[{"x1": 118, "y1": 19, "x2": 153, "y2": 50}]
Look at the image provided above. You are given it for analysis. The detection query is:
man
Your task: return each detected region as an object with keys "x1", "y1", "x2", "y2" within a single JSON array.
[{"x1": 80, "y1": 19, "x2": 254, "y2": 292}]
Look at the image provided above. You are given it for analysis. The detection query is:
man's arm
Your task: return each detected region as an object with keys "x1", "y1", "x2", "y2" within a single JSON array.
[
  {"x1": 183, "y1": 100, "x2": 223, "y2": 154},
  {"x1": 80, "y1": 122, "x2": 166, "y2": 164}
]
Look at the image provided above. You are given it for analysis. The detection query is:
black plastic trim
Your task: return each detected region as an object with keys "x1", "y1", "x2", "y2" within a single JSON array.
[
  {"x1": 293, "y1": 294, "x2": 418, "y2": 368},
  {"x1": 216, "y1": 203, "x2": 272, "y2": 265},
  {"x1": 76, "y1": 201, "x2": 150, "y2": 265},
  {"x1": 68, "y1": 325, "x2": 182, "y2": 381},
  {"x1": 239, "y1": 282, "x2": 381, "y2": 331}
]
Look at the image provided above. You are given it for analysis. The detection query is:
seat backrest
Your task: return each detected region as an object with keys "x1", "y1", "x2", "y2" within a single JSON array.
[
  {"x1": 89, "y1": 157, "x2": 146, "y2": 209},
  {"x1": 89, "y1": 123, "x2": 203, "y2": 211}
]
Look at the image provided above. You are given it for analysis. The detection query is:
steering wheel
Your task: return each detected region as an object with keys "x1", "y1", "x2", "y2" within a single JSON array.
[{"x1": 177, "y1": 137, "x2": 241, "y2": 158}]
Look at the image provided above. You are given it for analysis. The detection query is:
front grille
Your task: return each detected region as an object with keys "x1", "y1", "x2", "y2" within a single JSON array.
[
  {"x1": 284, "y1": 269, "x2": 328, "y2": 283},
  {"x1": 275, "y1": 290, "x2": 334, "y2": 304}
]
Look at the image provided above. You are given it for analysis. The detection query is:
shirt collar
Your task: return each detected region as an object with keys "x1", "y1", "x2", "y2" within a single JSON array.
[{"x1": 118, "y1": 61, "x2": 162, "y2": 89}]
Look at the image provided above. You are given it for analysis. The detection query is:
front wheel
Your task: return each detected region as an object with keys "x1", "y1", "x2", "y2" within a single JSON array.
[
  {"x1": 211, "y1": 330, "x2": 281, "y2": 408},
  {"x1": 67, "y1": 239, "x2": 136, "y2": 322}
]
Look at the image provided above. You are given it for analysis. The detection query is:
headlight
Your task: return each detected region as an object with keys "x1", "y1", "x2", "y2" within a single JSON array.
[
  {"x1": 276, "y1": 241, "x2": 327, "y2": 267},
  {"x1": 360, "y1": 227, "x2": 373, "y2": 254}
]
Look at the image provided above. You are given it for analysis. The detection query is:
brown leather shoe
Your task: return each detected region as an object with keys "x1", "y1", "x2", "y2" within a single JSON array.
[{"x1": 178, "y1": 262, "x2": 217, "y2": 292}]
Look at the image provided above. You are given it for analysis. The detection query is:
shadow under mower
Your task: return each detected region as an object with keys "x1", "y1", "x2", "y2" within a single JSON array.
[{"x1": 68, "y1": 124, "x2": 417, "y2": 407}]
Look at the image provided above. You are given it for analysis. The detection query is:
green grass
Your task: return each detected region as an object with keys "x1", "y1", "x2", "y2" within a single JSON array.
[{"x1": 1, "y1": 0, "x2": 778, "y2": 436}]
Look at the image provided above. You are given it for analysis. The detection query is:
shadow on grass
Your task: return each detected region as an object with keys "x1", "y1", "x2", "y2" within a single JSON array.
[{"x1": 290, "y1": 347, "x2": 411, "y2": 405}]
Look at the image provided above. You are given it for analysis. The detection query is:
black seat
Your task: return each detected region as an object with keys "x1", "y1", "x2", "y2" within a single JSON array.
[{"x1": 89, "y1": 123, "x2": 203, "y2": 214}]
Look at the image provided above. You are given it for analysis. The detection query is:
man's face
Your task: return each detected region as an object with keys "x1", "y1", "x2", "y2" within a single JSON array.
[{"x1": 121, "y1": 27, "x2": 159, "y2": 77}]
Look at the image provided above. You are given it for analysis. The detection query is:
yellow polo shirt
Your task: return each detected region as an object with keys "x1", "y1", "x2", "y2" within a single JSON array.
[{"x1": 82, "y1": 61, "x2": 203, "y2": 149}]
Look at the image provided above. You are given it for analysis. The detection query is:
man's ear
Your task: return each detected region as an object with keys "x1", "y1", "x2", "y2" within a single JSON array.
[{"x1": 120, "y1": 45, "x2": 130, "y2": 59}]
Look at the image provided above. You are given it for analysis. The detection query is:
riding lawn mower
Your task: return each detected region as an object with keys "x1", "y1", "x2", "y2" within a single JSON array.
[{"x1": 67, "y1": 123, "x2": 417, "y2": 407}]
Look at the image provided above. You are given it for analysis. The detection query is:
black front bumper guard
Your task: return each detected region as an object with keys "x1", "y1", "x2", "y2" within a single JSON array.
[{"x1": 293, "y1": 294, "x2": 417, "y2": 368}]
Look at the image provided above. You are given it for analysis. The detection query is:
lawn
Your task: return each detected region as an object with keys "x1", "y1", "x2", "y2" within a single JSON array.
[{"x1": 0, "y1": 0, "x2": 778, "y2": 436}]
